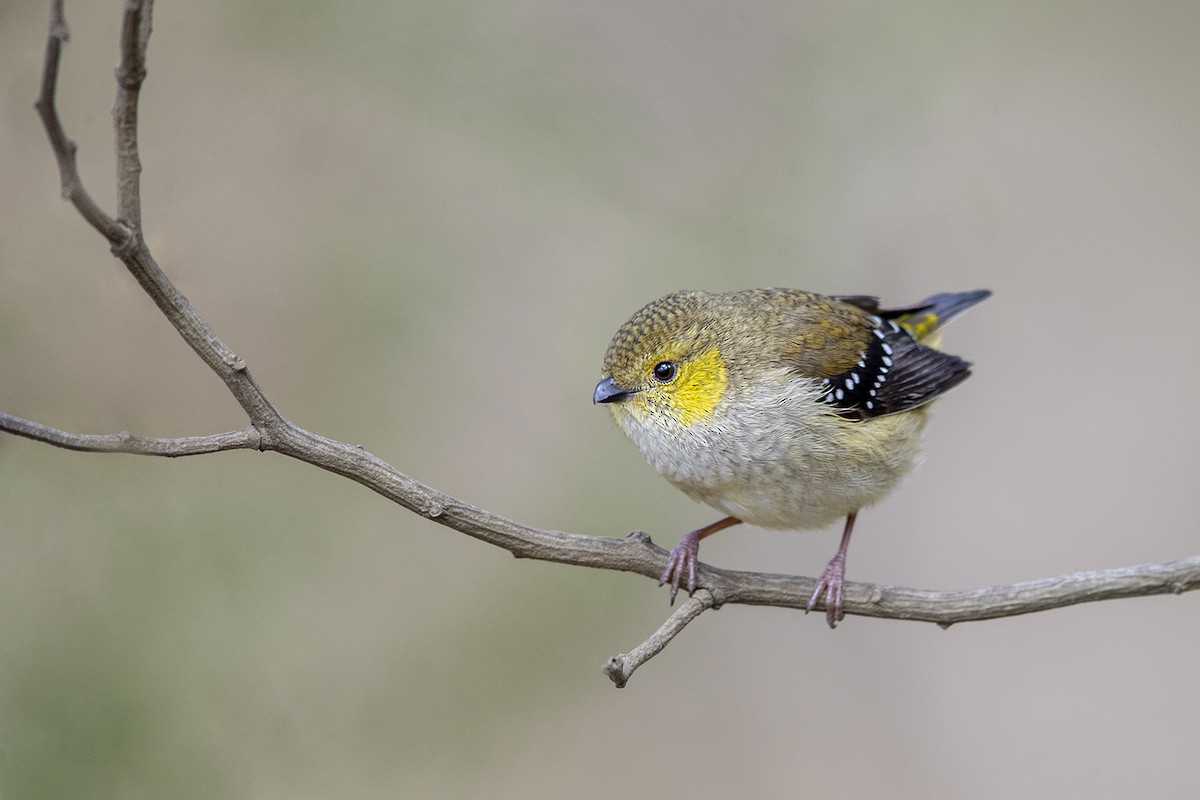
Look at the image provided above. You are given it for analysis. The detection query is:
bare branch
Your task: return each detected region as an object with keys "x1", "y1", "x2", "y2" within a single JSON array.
[
  {"x1": 13, "y1": 0, "x2": 1200, "y2": 687},
  {"x1": 597, "y1": 557, "x2": 1200, "y2": 684},
  {"x1": 33, "y1": 0, "x2": 283, "y2": 427},
  {"x1": 11, "y1": 405, "x2": 1196, "y2": 631},
  {"x1": 605, "y1": 590, "x2": 716, "y2": 688},
  {"x1": 114, "y1": 0, "x2": 152, "y2": 229},
  {"x1": 709, "y1": 556, "x2": 1200, "y2": 624},
  {"x1": 0, "y1": 413, "x2": 260, "y2": 456},
  {"x1": 33, "y1": 0, "x2": 126, "y2": 242}
]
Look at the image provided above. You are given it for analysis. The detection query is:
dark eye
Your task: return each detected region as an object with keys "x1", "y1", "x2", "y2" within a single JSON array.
[{"x1": 652, "y1": 360, "x2": 677, "y2": 383}]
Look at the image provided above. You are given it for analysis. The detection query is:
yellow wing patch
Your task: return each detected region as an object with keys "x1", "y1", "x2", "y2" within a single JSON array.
[{"x1": 897, "y1": 311, "x2": 940, "y2": 341}]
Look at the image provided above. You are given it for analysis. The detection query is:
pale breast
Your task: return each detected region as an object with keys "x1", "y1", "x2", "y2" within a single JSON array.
[{"x1": 617, "y1": 377, "x2": 928, "y2": 531}]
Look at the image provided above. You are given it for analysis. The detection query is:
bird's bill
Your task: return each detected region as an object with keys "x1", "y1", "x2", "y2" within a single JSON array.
[{"x1": 593, "y1": 376, "x2": 636, "y2": 404}]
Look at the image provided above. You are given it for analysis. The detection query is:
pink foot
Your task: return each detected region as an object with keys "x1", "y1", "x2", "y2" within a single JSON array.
[
  {"x1": 658, "y1": 517, "x2": 741, "y2": 605},
  {"x1": 807, "y1": 552, "x2": 846, "y2": 628},
  {"x1": 659, "y1": 530, "x2": 701, "y2": 605}
]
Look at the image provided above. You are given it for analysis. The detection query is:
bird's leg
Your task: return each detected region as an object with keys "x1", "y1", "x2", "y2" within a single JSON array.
[
  {"x1": 807, "y1": 511, "x2": 857, "y2": 628},
  {"x1": 660, "y1": 516, "x2": 741, "y2": 605}
]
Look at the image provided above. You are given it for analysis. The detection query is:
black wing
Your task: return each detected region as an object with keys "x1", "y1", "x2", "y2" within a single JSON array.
[{"x1": 818, "y1": 318, "x2": 972, "y2": 420}]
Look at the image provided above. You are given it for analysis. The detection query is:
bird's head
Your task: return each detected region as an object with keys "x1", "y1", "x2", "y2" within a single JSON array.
[{"x1": 593, "y1": 292, "x2": 730, "y2": 429}]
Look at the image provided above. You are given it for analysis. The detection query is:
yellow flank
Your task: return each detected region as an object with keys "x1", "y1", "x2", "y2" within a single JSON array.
[{"x1": 662, "y1": 345, "x2": 727, "y2": 426}]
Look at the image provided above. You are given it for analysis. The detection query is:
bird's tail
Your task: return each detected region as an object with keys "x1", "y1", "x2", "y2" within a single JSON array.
[{"x1": 885, "y1": 289, "x2": 991, "y2": 343}]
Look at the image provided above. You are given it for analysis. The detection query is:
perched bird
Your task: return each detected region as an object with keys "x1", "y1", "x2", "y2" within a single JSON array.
[{"x1": 593, "y1": 288, "x2": 989, "y2": 627}]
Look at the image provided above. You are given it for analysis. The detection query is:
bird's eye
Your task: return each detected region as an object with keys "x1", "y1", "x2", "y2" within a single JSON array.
[{"x1": 652, "y1": 360, "x2": 677, "y2": 383}]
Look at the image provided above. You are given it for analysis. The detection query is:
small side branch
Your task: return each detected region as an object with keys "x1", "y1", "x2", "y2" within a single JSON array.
[
  {"x1": 0, "y1": 413, "x2": 261, "y2": 456},
  {"x1": 33, "y1": 0, "x2": 284, "y2": 427},
  {"x1": 604, "y1": 590, "x2": 716, "y2": 688},
  {"x1": 114, "y1": 0, "x2": 152, "y2": 228},
  {"x1": 33, "y1": 0, "x2": 126, "y2": 243}
]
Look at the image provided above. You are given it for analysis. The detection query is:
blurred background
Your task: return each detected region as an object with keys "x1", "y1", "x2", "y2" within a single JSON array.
[{"x1": 2, "y1": 0, "x2": 1199, "y2": 797}]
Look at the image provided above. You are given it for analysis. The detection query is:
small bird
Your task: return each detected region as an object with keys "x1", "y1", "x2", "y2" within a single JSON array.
[{"x1": 593, "y1": 288, "x2": 989, "y2": 627}]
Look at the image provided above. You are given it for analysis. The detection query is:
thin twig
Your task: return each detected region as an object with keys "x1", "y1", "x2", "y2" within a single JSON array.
[
  {"x1": 35, "y1": 0, "x2": 282, "y2": 427},
  {"x1": 0, "y1": 413, "x2": 260, "y2": 456},
  {"x1": 114, "y1": 0, "x2": 152, "y2": 229},
  {"x1": 33, "y1": 0, "x2": 126, "y2": 242},
  {"x1": 12, "y1": 0, "x2": 1200, "y2": 688},
  {"x1": 604, "y1": 590, "x2": 716, "y2": 688}
]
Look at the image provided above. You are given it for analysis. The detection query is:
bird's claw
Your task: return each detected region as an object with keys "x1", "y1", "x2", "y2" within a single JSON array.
[
  {"x1": 659, "y1": 530, "x2": 701, "y2": 605},
  {"x1": 806, "y1": 553, "x2": 847, "y2": 628}
]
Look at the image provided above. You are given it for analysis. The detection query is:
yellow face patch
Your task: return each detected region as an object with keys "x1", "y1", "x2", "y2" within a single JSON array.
[{"x1": 630, "y1": 344, "x2": 728, "y2": 426}]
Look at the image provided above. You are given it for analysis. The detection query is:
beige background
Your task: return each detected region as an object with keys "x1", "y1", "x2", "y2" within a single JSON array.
[{"x1": 2, "y1": 1, "x2": 1199, "y2": 797}]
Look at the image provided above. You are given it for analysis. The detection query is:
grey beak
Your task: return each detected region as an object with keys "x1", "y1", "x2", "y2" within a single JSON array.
[{"x1": 593, "y1": 376, "x2": 635, "y2": 404}]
